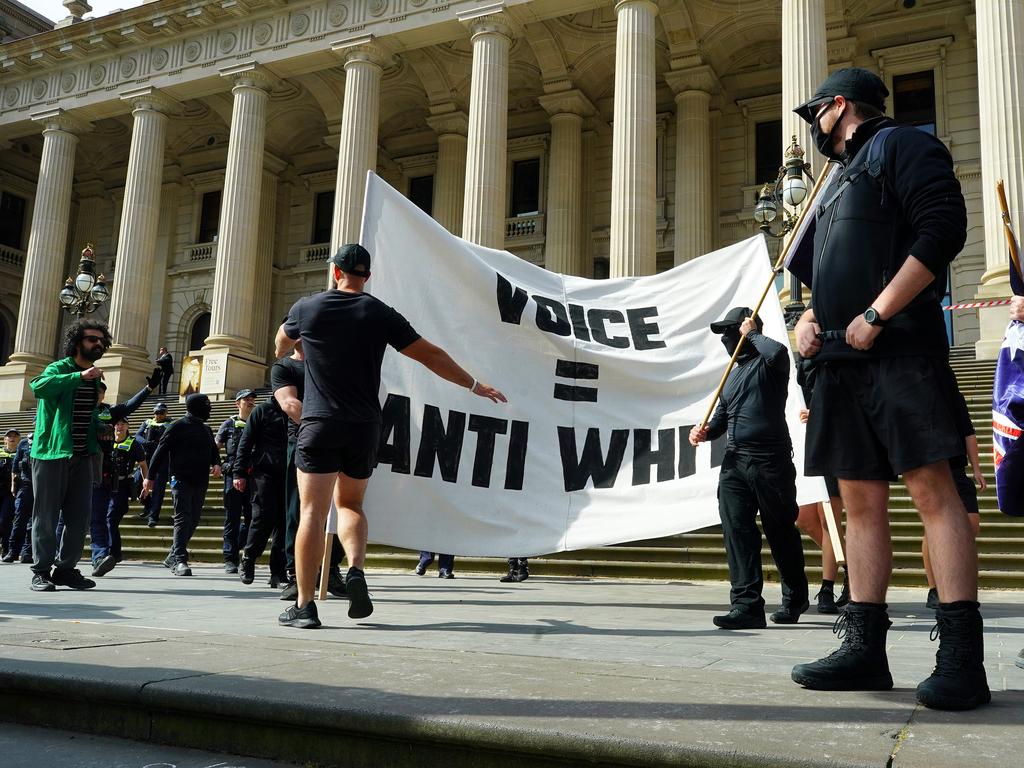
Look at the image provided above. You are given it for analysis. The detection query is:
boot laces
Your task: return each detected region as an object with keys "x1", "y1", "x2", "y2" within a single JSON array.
[
  {"x1": 820, "y1": 611, "x2": 865, "y2": 659},
  {"x1": 929, "y1": 614, "x2": 972, "y2": 678}
]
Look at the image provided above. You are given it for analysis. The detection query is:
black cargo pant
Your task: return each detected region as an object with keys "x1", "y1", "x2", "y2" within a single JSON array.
[
  {"x1": 717, "y1": 450, "x2": 808, "y2": 613},
  {"x1": 284, "y1": 439, "x2": 343, "y2": 578},
  {"x1": 170, "y1": 478, "x2": 208, "y2": 565},
  {"x1": 242, "y1": 468, "x2": 287, "y2": 579}
]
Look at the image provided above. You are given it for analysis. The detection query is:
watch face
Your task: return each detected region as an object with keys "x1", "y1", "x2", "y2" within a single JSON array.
[{"x1": 865, "y1": 308, "x2": 878, "y2": 324}]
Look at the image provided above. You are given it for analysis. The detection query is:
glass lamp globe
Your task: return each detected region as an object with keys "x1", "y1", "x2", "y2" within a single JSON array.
[
  {"x1": 59, "y1": 282, "x2": 78, "y2": 307},
  {"x1": 782, "y1": 174, "x2": 808, "y2": 207},
  {"x1": 74, "y1": 270, "x2": 96, "y2": 293},
  {"x1": 753, "y1": 195, "x2": 778, "y2": 225},
  {"x1": 91, "y1": 278, "x2": 110, "y2": 304}
]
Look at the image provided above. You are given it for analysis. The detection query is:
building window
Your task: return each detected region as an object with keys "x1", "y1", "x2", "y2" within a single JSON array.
[
  {"x1": 893, "y1": 70, "x2": 936, "y2": 135},
  {"x1": 510, "y1": 158, "x2": 540, "y2": 216},
  {"x1": 189, "y1": 312, "x2": 211, "y2": 352},
  {"x1": 409, "y1": 175, "x2": 434, "y2": 216},
  {"x1": 754, "y1": 120, "x2": 783, "y2": 185},
  {"x1": 0, "y1": 192, "x2": 27, "y2": 249},
  {"x1": 197, "y1": 191, "x2": 222, "y2": 243},
  {"x1": 311, "y1": 190, "x2": 334, "y2": 244}
]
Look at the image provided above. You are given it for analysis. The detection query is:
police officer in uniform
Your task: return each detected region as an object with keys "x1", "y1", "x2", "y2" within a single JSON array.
[
  {"x1": 217, "y1": 389, "x2": 256, "y2": 573},
  {"x1": 690, "y1": 307, "x2": 809, "y2": 630},
  {"x1": 91, "y1": 417, "x2": 148, "y2": 577},
  {"x1": 0, "y1": 429, "x2": 19, "y2": 560},
  {"x1": 235, "y1": 393, "x2": 289, "y2": 587},
  {"x1": 3, "y1": 431, "x2": 33, "y2": 563},
  {"x1": 135, "y1": 403, "x2": 172, "y2": 527}
]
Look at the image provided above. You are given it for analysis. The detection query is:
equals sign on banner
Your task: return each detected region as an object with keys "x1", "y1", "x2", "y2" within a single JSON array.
[{"x1": 553, "y1": 359, "x2": 599, "y2": 402}]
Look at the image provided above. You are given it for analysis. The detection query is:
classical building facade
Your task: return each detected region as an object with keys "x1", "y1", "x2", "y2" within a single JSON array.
[{"x1": 0, "y1": 0, "x2": 1018, "y2": 409}]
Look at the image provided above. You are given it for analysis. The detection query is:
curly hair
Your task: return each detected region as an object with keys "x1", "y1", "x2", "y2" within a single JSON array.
[{"x1": 61, "y1": 319, "x2": 112, "y2": 359}]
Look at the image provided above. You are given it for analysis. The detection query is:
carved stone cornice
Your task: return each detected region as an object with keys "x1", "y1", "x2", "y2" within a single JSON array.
[
  {"x1": 537, "y1": 89, "x2": 596, "y2": 119},
  {"x1": 426, "y1": 110, "x2": 470, "y2": 137},
  {"x1": 119, "y1": 86, "x2": 182, "y2": 116},
  {"x1": 330, "y1": 35, "x2": 390, "y2": 69},
  {"x1": 30, "y1": 107, "x2": 90, "y2": 135},
  {"x1": 219, "y1": 61, "x2": 276, "y2": 92},
  {"x1": 663, "y1": 64, "x2": 721, "y2": 96},
  {"x1": 457, "y1": 4, "x2": 520, "y2": 41}
]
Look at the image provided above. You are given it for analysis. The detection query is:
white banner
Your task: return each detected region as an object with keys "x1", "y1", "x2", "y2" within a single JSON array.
[{"x1": 360, "y1": 172, "x2": 827, "y2": 557}]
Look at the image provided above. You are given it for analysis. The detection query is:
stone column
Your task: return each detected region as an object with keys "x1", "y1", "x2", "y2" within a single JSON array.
[
  {"x1": 0, "y1": 109, "x2": 86, "y2": 412},
  {"x1": 250, "y1": 166, "x2": 279, "y2": 360},
  {"x1": 539, "y1": 90, "x2": 593, "y2": 275},
  {"x1": 202, "y1": 63, "x2": 274, "y2": 396},
  {"x1": 782, "y1": 0, "x2": 827, "y2": 179},
  {"x1": 459, "y1": 9, "x2": 514, "y2": 249},
  {"x1": 609, "y1": 0, "x2": 659, "y2": 277},
  {"x1": 103, "y1": 87, "x2": 178, "y2": 402},
  {"x1": 579, "y1": 129, "x2": 597, "y2": 277},
  {"x1": 975, "y1": 2, "x2": 1024, "y2": 358},
  {"x1": 426, "y1": 110, "x2": 469, "y2": 235},
  {"x1": 330, "y1": 37, "x2": 386, "y2": 254}
]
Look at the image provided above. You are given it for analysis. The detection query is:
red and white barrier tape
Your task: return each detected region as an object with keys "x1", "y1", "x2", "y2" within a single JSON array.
[{"x1": 944, "y1": 298, "x2": 1012, "y2": 310}]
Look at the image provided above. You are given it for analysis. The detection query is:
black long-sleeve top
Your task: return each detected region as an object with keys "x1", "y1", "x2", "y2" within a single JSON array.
[
  {"x1": 148, "y1": 415, "x2": 221, "y2": 485},
  {"x1": 234, "y1": 400, "x2": 288, "y2": 476},
  {"x1": 706, "y1": 332, "x2": 792, "y2": 456}
]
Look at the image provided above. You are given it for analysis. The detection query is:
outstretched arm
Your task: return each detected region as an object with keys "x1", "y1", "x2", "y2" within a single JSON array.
[{"x1": 399, "y1": 338, "x2": 506, "y2": 403}]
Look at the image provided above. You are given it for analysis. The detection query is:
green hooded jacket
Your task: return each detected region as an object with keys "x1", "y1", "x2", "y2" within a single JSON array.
[{"x1": 29, "y1": 356, "x2": 101, "y2": 460}]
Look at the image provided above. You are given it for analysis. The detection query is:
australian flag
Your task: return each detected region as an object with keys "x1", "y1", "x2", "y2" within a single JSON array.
[{"x1": 993, "y1": 241, "x2": 1024, "y2": 516}]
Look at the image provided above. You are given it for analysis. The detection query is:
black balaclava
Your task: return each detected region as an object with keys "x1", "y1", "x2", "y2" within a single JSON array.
[
  {"x1": 810, "y1": 100, "x2": 845, "y2": 162},
  {"x1": 185, "y1": 393, "x2": 212, "y2": 422},
  {"x1": 713, "y1": 307, "x2": 764, "y2": 364}
]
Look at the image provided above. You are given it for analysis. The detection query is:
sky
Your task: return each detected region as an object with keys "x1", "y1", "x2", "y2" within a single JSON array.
[{"x1": 22, "y1": 1, "x2": 147, "y2": 24}]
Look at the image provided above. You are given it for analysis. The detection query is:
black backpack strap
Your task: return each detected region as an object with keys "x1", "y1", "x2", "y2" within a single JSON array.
[{"x1": 865, "y1": 126, "x2": 897, "y2": 179}]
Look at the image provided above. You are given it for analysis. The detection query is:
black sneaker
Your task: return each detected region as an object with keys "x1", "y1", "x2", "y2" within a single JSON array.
[
  {"x1": 162, "y1": 553, "x2": 174, "y2": 569},
  {"x1": 926, "y1": 587, "x2": 940, "y2": 610},
  {"x1": 345, "y1": 568, "x2": 373, "y2": 619},
  {"x1": 30, "y1": 573, "x2": 55, "y2": 592},
  {"x1": 147, "y1": 520, "x2": 157, "y2": 528},
  {"x1": 791, "y1": 602, "x2": 894, "y2": 690},
  {"x1": 51, "y1": 568, "x2": 96, "y2": 590},
  {"x1": 240, "y1": 559, "x2": 254, "y2": 585},
  {"x1": 172, "y1": 562, "x2": 192, "y2": 577},
  {"x1": 269, "y1": 573, "x2": 286, "y2": 589},
  {"x1": 327, "y1": 570, "x2": 347, "y2": 597},
  {"x1": 771, "y1": 600, "x2": 810, "y2": 625},
  {"x1": 713, "y1": 608, "x2": 767, "y2": 630},
  {"x1": 224, "y1": 561, "x2": 238, "y2": 574},
  {"x1": 279, "y1": 601, "x2": 321, "y2": 629},
  {"x1": 1, "y1": 551, "x2": 16, "y2": 564},
  {"x1": 438, "y1": 569, "x2": 454, "y2": 579},
  {"x1": 20, "y1": 553, "x2": 32, "y2": 564},
  {"x1": 916, "y1": 601, "x2": 991, "y2": 710},
  {"x1": 92, "y1": 555, "x2": 116, "y2": 578},
  {"x1": 414, "y1": 564, "x2": 427, "y2": 576},
  {"x1": 816, "y1": 586, "x2": 838, "y2": 614},
  {"x1": 280, "y1": 581, "x2": 298, "y2": 602}
]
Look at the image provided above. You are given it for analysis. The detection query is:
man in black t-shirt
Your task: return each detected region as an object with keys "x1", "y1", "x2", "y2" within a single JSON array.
[{"x1": 274, "y1": 243, "x2": 506, "y2": 628}]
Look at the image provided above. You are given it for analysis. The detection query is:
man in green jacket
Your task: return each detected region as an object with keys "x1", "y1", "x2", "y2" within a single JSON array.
[{"x1": 29, "y1": 319, "x2": 111, "y2": 592}]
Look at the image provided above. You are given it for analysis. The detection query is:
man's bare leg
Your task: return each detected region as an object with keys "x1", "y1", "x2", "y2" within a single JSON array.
[
  {"x1": 295, "y1": 471, "x2": 337, "y2": 608},
  {"x1": 838, "y1": 479, "x2": 890, "y2": 604},
  {"x1": 905, "y1": 462, "x2": 977, "y2": 603},
  {"x1": 333, "y1": 473, "x2": 369, "y2": 569},
  {"x1": 923, "y1": 513, "x2": 980, "y2": 591}
]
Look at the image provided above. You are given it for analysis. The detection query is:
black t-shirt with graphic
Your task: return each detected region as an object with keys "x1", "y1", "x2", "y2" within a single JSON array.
[{"x1": 283, "y1": 290, "x2": 420, "y2": 423}]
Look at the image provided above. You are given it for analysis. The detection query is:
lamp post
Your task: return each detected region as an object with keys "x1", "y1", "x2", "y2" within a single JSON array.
[
  {"x1": 752, "y1": 136, "x2": 814, "y2": 327},
  {"x1": 59, "y1": 244, "x2": 110, "y2": 317}
]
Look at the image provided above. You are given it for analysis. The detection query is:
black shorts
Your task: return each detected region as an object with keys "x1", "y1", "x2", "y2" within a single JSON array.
[
  {"x1": 295, "y1": 419, "x2": 381, "y2": 479},
  {"x1": 805, "y1": 357, "x2": 962, "y2": 481},
  {"x1": 950, "y1": 460, "x2": 980, "y2": 514}
]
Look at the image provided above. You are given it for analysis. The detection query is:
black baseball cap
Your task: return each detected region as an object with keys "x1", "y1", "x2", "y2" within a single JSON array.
[
  {"x1": 331, "y1": 243, "x2": 371, "y2": 276},
  {"x1": 153, "y1": 402, "x2": 168, "y2": 413},
  {"x1": 5, "y1": 428, "x2": 20, "y2": 436},
  {"x1": 793, "y1": 67, "x2": 889, "y2": 124},
  {"x1": 234, "y1": 388, "x2": 256, "y2": 402},
  {"x1": 710, "y1": 306, "x2": 763, "y2": 334}
]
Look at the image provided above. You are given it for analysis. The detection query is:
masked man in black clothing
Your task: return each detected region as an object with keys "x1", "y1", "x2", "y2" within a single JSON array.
[
  {"x1": 144, "y1": 393, "x2": 222, "y2": 577},
  {"x1": 135, "y1": 403, "x2": 172, "y2": 527},
  {"x1": 235, "y1": 395, "x2": 289, "y2": 588},
  {"x1": 690, "y1": 307, "x2": 808, "y2": 630},
  {"x1": 790, "y1": 68, "x2": 987, "y2": 711},
  {"x1": 3, "y1": 432, "x2": 33, "y2": 563},
  {"x1": 217, "y1": 390, "x2": 256, "y2": 573}
]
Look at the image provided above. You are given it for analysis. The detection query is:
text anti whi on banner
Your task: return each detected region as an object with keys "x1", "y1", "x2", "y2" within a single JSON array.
[{"x1": 359, "y1": 171, "x2": 827, "y2": 557}]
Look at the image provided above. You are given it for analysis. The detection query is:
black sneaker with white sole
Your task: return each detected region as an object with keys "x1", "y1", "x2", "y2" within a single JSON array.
[
  {"x1": 345, "y1": 568, "x2": 373, "y2": 619},
  {"x1": 279, "y1": 601, "x2": 321, "y2": 629},
  {"x1": 30, "y1": 573, "x2": 55, "y2": 592},
  {"x1": 280, "y1": 581, "x2": 298, "y2": 601},
  {"x1": 172, "y1": 562, "x2": 192, "y2": 577},
  {"x1": 51, "y1": 568, "x2": 96, "y2": 590},
  {"x1": 92, "y1": 555, "x2": 116, "y2": 577}
]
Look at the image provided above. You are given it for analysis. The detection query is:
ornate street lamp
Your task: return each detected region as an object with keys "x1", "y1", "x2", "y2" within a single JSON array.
[
  {"x1": 752, "y1": 136, "x2": 814, "y2": 327},
  {"x1": 59, "y1": 244, "x2": 110, "y2": 317}
]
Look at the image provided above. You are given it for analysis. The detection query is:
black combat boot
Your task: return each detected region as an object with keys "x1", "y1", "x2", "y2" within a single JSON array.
[
  {"x1": 815, "y1": 583, "x2": 838, "y2": 614},
  {"x1": 498, "y1": 558, "x2": 519, "y2": 583},
  {"x1": 515, "y1": 557, "x2": 529, "y2": 582},
  {"x1": 791, "y1": 601, "x2": 893, "y2": 690},
  {"x1": 916, "y1": 601, "x2": 991, "y2": 710},
  {"x1": 835, "y1": 567, "x2": 850, "y2": 609}
]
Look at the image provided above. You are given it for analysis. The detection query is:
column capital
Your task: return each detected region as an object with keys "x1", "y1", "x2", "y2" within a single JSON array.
[
  {"x1": 331, "y1": 34, "x2": 390, "y2": 68},
  {"x1": 457, "y1": 4, "x2": 520, "y2": 40},
  {"x1": 30, "y1": 107, "x2": 89, "y2": 135},
  {"x1": 219, "y1": 61, "x2": 276, "y2": 92},
  {"x1": 426, "y1": 110, "x2": 469, "y2": 137},
  {"x1": 120, "y1": 85, "x2": 181, "y2": 116},
  {"x1": 664, "y1": 64, "x2": 720, "y2": 96},
  {"x1": 614, "y1": 0, "x2": 659, "y2": 17},
  {"x1": 538, "y1": 89, "x2": 595, "y2": 119}
]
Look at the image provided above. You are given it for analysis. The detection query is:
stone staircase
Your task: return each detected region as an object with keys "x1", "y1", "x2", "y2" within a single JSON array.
[{"x1": 2, "y1": 349, "x2": 1021, "y2": 587}]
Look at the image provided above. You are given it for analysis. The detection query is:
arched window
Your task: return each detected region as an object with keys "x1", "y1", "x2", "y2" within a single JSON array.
[{"x1": 189, "y1": 311, "x2": 211, "y2": 353}]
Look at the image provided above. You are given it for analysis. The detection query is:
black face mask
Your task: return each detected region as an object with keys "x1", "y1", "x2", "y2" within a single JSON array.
[
  {"x1": 721, "y1": 328, "x2": 758, "y2": 363},
  {"x1": 186, "y1": 397, "x2": 212, "y2": 422},
  {"x1": 810, "y1": 101, "x2": 844, "y2": 161}
]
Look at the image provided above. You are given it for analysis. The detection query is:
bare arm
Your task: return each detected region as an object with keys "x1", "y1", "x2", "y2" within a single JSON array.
[
  {"x1": 274, "y1": 385, "x2": 302, "y2": 425},
  {"x1": 965, "y1": 434, "x2": 987, "y2": 492},
  {"x1": 847, "y1": 256, "x2": 940, "y2": 350},
  {"x1": 275, "y1": 324, "x2": 297, "y2": 359},
  {"x1": 399, "y1": 338, "x2": 507, "y2": 403}
]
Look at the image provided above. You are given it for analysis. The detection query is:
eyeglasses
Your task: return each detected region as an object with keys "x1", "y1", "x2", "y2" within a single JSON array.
[
  {"x1": 813, "y1": 99, "x2": 836, "y2": 121},
  {"x1": 83, "y1": 335, "x2": 107, "y2": 345}
]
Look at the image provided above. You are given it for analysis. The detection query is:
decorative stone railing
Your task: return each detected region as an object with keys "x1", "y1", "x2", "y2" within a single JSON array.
[
  {"x1": 505, "y1": 214, "x2": 545, "y2": 240},
  {"x1": 300, "y1": 243, "x2": 330, "y2": 263},
  {"x1": 186, "y1": 242, "x2": 217, "y2": 262},
  {"x1": 0, "y1": 244, "x2": 25, "y2": 268}
]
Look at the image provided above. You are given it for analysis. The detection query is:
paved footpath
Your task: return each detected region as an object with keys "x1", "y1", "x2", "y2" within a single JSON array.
[{"x1": 0, "y1": 561, "x2": 1020, "y2": 768}]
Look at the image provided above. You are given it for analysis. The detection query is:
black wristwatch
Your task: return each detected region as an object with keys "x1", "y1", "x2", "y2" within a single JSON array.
[{"x1": 863, "y1": 307, "x2": 887, "y2": 327}]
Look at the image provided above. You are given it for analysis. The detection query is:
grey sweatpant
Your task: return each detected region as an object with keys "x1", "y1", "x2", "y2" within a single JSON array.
[{"x1": 31, "y1": 454, "x2": 94, "y2": 575}]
